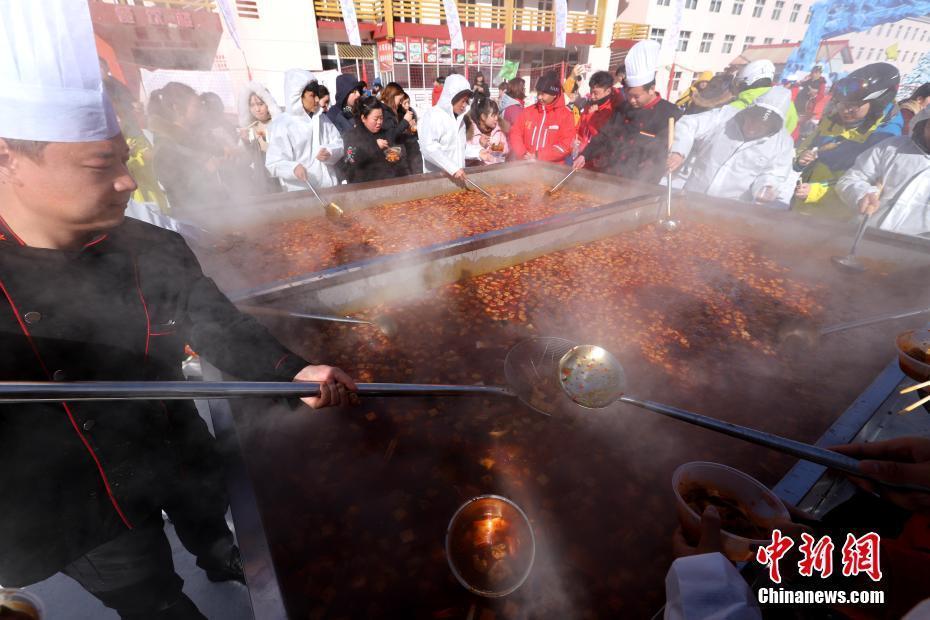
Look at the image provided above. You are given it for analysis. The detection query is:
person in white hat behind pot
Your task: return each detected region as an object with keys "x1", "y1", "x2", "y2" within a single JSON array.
[
  {"x1": 573, "y1": 40, "x2": 682, "y2": 183},
  {"x1": 667, "y1": 87, "x2": 796, "y2": 206},
  {"x1": 0, "y1": 2, "x2": 356, "y2": 617},
  {"x1": 730, "y1": 59, "x2": 799, "y2": 133}
]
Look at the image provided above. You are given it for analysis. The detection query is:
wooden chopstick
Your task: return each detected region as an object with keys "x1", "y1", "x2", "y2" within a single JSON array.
[
  {"x1": 899, "y1": 393, "x2": 930, "y2": 414},
  {"x1": 900, "y1": 379, "x2": 930, "y2": 395}
]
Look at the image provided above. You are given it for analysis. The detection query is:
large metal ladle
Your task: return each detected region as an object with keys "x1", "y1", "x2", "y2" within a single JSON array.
[
  {"x1": 779, "y1": 304, "x2": 930, "y2": 348},
  {"x1": 831, "y1": 214, "x2": 870, "y2": 273},
  {"x1": 238, "y1": 304, "x2": 399, "y2": 338},
  {"x1": 304, "y1": 179, "x2": 344, "y2": 218},
  {"x1": 557, "y1": 344, "x2": 930, "y2": 494}
]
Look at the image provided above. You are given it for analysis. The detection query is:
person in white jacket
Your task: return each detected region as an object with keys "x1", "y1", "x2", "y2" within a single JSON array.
[
  {"x1": 265, "y1": 69, "x2": 344, "y2": 191},
  {"x1": 418, "y1": 73, "x2": 480, "y2": 182},
  {"x1": 836, "y1": 119, "x2": 930, "y2": 236},
  {"x1": 667, "y1": 87, "x2": 796, "y2": 206}
]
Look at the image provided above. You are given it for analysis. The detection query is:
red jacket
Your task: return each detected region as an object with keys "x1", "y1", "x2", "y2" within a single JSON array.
[
  {"x1": 577, "y1": 88, "x2": 624, "y2": 154},
  {"x1": 431, "y1": 83, "x2": 443, "y2": 106},
  {"x1": 509, "y1": 96, "x2": 575, "y2": 163}
]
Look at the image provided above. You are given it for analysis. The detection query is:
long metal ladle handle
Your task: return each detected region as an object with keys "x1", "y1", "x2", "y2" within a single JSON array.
[
  {"x1": 465, "y1": 178, "x2": 493, "y2": 199},
  {"x1": 666, "y1": 117, "x2": 675, "y2": 219},
  {"x1": 618, "y1": 394, "x2": 930, "y2": 494},
  {"x1": 547, "y1": 168, "x2": 577, "y2": 194},
  {"x1": 846, "y1": 214, "x2": 870, "y2": 258},
  {"x1": 820, "y1": 305, "x2": 930, "y2": 336},
  {"x1": 0, "y1": 381, "x2": 516, "y2": 403},
  {"x1": 238, "y1": 305, "x2": 373, "y2": 327},
  {"x1": 303, "y1": 179, "x2": 327, "y2": 207}
]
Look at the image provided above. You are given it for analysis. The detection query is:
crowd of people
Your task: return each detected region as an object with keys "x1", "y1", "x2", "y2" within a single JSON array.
[{"x1": 114, "y1": 37, "x2": 929, "y2": 237}]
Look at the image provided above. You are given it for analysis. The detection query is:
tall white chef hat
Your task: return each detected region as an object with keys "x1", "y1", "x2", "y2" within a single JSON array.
[
  {"x1": 0, "y1": 0, "x2": 120, "y2": 142},
  {"x1": 625, "y1": 40, "x2": 661, "y2": 88}
]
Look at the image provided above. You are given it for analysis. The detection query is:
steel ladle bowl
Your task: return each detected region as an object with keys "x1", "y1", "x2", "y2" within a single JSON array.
[{"x1": 445, "y1": 495, "x2": 536, "y2": 598}]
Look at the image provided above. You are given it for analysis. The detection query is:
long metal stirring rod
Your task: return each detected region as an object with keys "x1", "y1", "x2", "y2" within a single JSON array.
[
  {"x1": 546, "y1": 168, "x2": 577, "y2": 195},
  {"x1": 238, "y1": 305, "x2": 374, "y2": 328},
  {"x1": 617, "y1": 394, "x2": 930, "y2": 494},
  {"x1": 465, "y1": 178, "x2": 494, "y2": 199},
  {"x1": 820, "y1": 305, "x2": 930, "y2": 336},
  {"x1": 0, "y1": 381, "x2": 516, "y2": 403}
]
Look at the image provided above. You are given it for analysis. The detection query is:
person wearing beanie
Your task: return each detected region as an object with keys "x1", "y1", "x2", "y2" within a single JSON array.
[
  {"x1": 509, "y1": 71, "x2": 575, "y2": 163},
  {"x1": 0, "y1": 3, "x2": 357, "y2": 618},
  {"x1": 836, "y1": 118, "x2": 930, "y2": 236},
  {"x1": 573, "y1": 40, "x2": 682, "y2": 182}
]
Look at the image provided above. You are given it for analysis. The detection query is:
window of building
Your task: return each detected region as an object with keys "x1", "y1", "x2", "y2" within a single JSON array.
[
  {"x1": 884, "y1": 24, "x2": 893, "y2": 37},
  {"x1": 709, "y1": 0, "x2": 722, "y2": 11},
  {"x1": 672, "y1": 71, "x2": 683, "y2": 91},
  {"x1": 867, "y1": 48, "x2": 875, "y2": 60},
  {"x1": 657, "y1": 0, "x2": 671, "y2": 6},
  {"x1": 912, "y1": 28, "x2": 919, "y2": 40},
  {"x1": 743, "y1": 35, "x2": 755, "y2": 50},
  {"x1": 804, "y1": 7, "x2": 811, "y2": 23},
  {"x1": 699, "y1": 32, "x2": 714, "y2": 52},
  {"x1": 650, "y1": 27, "x2": 666, "y2": 45},
  {"x1": 771, "y1": 0, "x2": 784, "y2": 19},
  {"x1": 677, "y1": 30, "x2": 691, "y2": 52},
  {"x1": 789, "y1": 2, "x2": 800, "y2": 22},
  {"x1": 685, "y1": 0, "x2": 698, "y2": 8},
  {"x1": 236, "y1": 0, "x2": 259, "y2": 19},
  {"x1": 732, "y1": 0, "x2": 744, "y2": 14},
  {"x1": 922, "y1": 30, "x2": 928, "y2": 42},
  {"x1": 752, "y1": 0, "x2": 765, "y2": 17},
  {"x1": 722, "y1": 34, "x2": 736, "y2": 53},
  {"x1": 896, "y1": 25, "x2": 903, "y2": 38},
  {"x1": 763, "y1": 36, "x2": 773, "y2": 44},
  {"x1": 782, "y1": 38, "x2": 790, "y2": 43},
  {"x1": 856, "y1": 46, "x2": 864, "y2": 59}
]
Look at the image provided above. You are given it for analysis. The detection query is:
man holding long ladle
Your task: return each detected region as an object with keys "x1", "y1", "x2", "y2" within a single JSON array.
[{"x1": 0, "y1": 3, "x2": 356, "y2": 618}]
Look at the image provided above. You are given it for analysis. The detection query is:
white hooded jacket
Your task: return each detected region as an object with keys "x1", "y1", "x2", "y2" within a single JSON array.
[
  {"x1": 265, "y1": 69, "x2": 344, "y2": 190},
  {"x1": 672, "y1": 87, "x2": 795, "y2": 203},
  {"x1": 418, "y1": 74, "x2": 481, "y2": 174},
  {"x1": 836, "y1": 135, "x2": 930, "y2": 236}
]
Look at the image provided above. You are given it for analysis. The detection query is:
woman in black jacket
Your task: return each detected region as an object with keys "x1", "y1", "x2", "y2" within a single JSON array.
[
  {"x1": 342, "y1": 96, "x2": 407, "y2": 183},
  {"x1": 379, "y1": 82, "x2": 420, "y2": 176}
]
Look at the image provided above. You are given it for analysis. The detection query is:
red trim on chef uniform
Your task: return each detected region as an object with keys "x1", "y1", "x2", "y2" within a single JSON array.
[{"x1": 0, "y1": 216, "x2": 134, "y2": 530}]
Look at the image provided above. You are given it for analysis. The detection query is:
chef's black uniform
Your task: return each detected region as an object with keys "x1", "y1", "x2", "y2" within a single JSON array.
[
  {"x1": 580, "y1": 95, "x2": 682, "y2": 182},
  {"x1": 0, "y1": 215, "x2": 309, "y2": 616}
]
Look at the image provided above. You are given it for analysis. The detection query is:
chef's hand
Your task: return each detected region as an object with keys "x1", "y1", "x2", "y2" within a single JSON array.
[
  {"x1": 673, "y1": 506, "x2": 723, "y2": 558},
  {"x1": 452, "y1": 168, "x2": 467, "y2": 182},
  {"x1": 796, "y1": 149, "x2": 818, "y2": 166},
  {"x1": 294, "y1": 163, "x2": 308, "y2": 182},
  {"x1": 858, "y1": 191, "x2": 881, "y2": 215},
  {"x1": 376, "y1": 139, "x2": 390, "y2": 150},
  {"x1": 572, "y1": 155, "x2": 586, "y2": 170},
  {"x1": 832, "y1": 437, "x2": 930, "y2": 514},
  {"x1": 667, "y1": 152, "x2": 685, "y2": 173},
  {"x1": 294, "y1": 365, "x2": 358, "y2": 409},
  {"x1": 756, "y1": 186, "x2": 777, "y2": 203},
  {"x1": 794, "y1": 183, "x2": 811, "y2": 199},
  {"x1": 316, "y1": 148, "x2": 331, "y2": 162}
]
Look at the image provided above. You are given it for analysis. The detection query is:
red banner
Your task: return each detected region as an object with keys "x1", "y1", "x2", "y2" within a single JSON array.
[{"x1": 378, "y1": 40, "x2": 394, "y2": 73}]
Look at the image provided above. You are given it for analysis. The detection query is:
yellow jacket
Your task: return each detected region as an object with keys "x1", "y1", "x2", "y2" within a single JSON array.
[{"x1": 127, "y1": 134, "x2": 169, "y2": 214}]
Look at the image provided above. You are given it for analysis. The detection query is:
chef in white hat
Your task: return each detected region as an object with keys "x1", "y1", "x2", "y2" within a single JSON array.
[
  {"x1": 0, "y1": 2, "x2": 355, "y2": 617},
  {"x1": 573, "y1": 40, "x2": 682, "y2": 182}
]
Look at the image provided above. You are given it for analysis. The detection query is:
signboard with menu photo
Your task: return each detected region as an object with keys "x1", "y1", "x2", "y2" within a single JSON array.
[
  {"x1": 408, "y1": 38, "x2": 423, "y2": 63},
  {"x1": 425, "y1": 39, "x2": 438, "y2": 63},
  {"x1": 377, "y1": 40, "x2": 394, "y2": 72},
  {"x1": 393, "y1": 39, "x2": 407, "y2": 63},
  {"x1": 439, "y1": 40, "x2": 452, "y2": 62},
  {"x1": 466, "y1": 40, "x2": 479, "y2": 64},
  {"x1": 479, "y1": 42, "x2": 491, "y2": 64},
  {"x1": 492, "y1": 42, "x2": 505, "y2": 64}
]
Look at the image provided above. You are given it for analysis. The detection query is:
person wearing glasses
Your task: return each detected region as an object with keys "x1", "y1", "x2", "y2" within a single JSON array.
[{"x1": 793, "y1": 63, "x2": 905, "y2": 218}]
